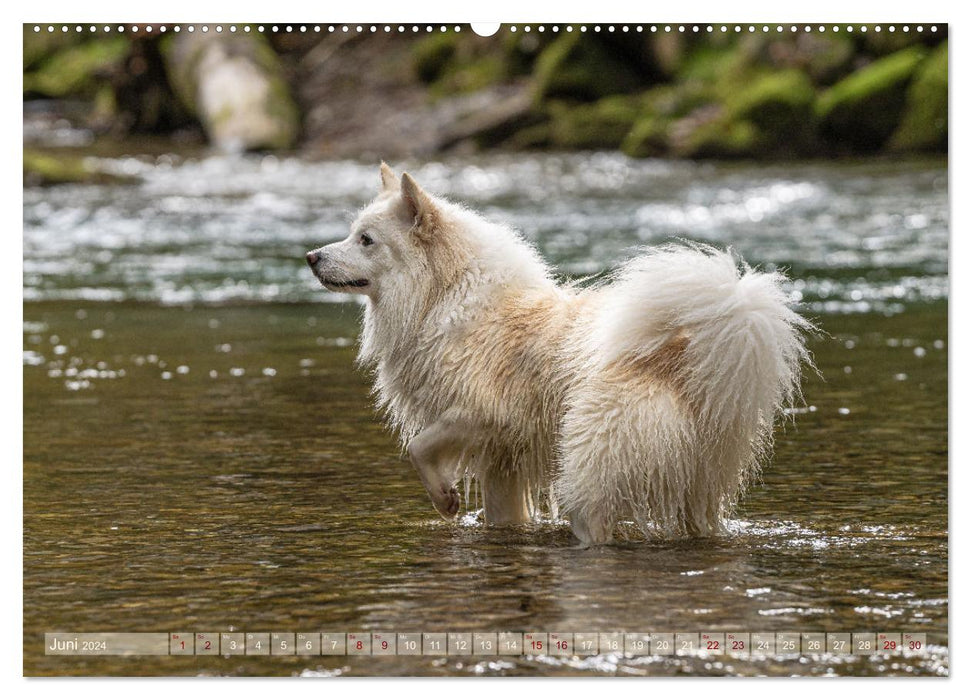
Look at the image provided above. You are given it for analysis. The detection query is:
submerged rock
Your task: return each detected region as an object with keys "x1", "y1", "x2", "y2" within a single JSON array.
[{"x1": 163, "y1": 33, "x2": 299, "y2": 152}]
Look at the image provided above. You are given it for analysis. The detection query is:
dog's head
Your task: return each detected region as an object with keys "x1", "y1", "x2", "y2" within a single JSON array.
[{"x1": 306, "y1": 163, "x2": 457, "y2": 300}]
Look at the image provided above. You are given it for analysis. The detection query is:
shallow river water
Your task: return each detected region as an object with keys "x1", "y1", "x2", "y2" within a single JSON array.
[{"x1": 23, "y1": 153, "x2": 947, "y2": 676}]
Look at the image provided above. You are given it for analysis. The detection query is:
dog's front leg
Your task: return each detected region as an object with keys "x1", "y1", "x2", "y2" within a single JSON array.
[
  {"x1": 407, "y1": 417, "x2": 468, "y2": 519},
  {"x1": 481, "y1": 469, "x2": 531, "y2": 525}
]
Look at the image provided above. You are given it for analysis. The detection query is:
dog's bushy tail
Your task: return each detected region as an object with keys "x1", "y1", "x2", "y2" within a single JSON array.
[{"x1": 593, "y1": 243, "x2": 813, "y2": 524}]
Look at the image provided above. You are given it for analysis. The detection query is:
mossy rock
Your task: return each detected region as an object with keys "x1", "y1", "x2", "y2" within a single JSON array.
[
  {"x1": 533, "y1": 33, "x2": 643, "y2": 103},
  {"x1": 727, "y1": 69, "x2": 816, "y2": 152},
  {"x1": 815, "y1": 46, "x2": 927, "y2": 152},
  {"x1": 162, "y1": 34, "x2": 299, "y2": 151},
  {"x1": 501, "y1": 32, "x2": 557, "y2": 77},
  {"x1": 620, "y1": 82, "x2": 726, "y2": 159},
  {"x1": 729, "y1": 69, "x2": 814, "y2": 124},
  {"x1": 428, "y1": 54, "x2": 507, "y2": 97},
  {"x1": 412, "y1": 33, "x2": 458, "y2": 83},
  {"x1": 24, "y1": 37, "x2": 129, "y2": 97},
  {"x1": 23, "y1": 149, "x2": 138, "y2": 186},
  {"x1": 664, "y1": 105, "x2": 759, "y2": 159},
  {"x1": 681, "y1": 117, "x2": 759, "y2": 159},
  {"x1": 621, "y1": 116, "x2": 671, "y2": 158},
  {"x1": 501, "y1": 121, "x2": 553, "y2": 150},
  {"x1": 862, "y1": 31, "x2": 933, "y2": 58},
  {"x1": 640, "y1": 82, "x2": 714, "y2": 119},
  {"x1": 889, "y1": 41, "x2": 947, "y2": 152},
  {"x1": 547, "y1": 95, "x2": 645, "y2": 149},
  {"x1": 677, "y1": 43, "x2": 752, "y2": 86},
  {"x1": 23, "y1": 27, "x2": 83, "y2": 71}
]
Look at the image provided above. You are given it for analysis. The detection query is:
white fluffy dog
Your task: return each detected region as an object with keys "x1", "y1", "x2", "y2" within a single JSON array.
[{"x1": 306, "y1": 164, "x2": 811, "y2": 544}]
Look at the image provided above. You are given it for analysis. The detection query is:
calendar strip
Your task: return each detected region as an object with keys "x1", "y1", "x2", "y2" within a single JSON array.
[{"x1": 45, "y1": 632, "x2": 929, "y2": 656}]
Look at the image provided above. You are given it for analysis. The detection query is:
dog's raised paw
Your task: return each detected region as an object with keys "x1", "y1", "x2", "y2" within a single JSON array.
[{"x1": 433, "y1": 485, "x2": 460, "y2": 519}]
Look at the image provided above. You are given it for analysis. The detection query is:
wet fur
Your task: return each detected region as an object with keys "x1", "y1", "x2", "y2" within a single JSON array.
[{"x1": 307, "y1": 164, "x2": 812, "y2": 544}]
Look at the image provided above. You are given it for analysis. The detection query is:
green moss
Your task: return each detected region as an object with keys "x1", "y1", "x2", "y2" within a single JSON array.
[
  {"x1": 25, "y1": 38, "x2": 129, "y2": 97},
  {"x1": 429, "y1": 55, "x2": 507, "y2": 97},
  {"x1": 621, "y1": 116, "x2": 670, "y2": 158},
  {"x1": 862, "y1": 31, "x2": 926, "y2": 58},
  {"x1": 662, "y1": 71, "x2": 816, "y2": 159},
  {"x1": 412, "y1": 33, "x2": 458, "y2": 83},
  {"x1": 533, "y1": 33, "x2": 642, "y2": 103},
  {"x1": 816, "y1": 46, "x2": 927, "y2": 152},
  {"x1": 23, "y1": 149, "x2": 138, "y2": 186},
  {"x1": 726, "y1": 69, "x2": 816, "y2": 153},
  {"x1": 23, "y1": 27, "x2": 82, "y2": 71},
  {"x1": 501, "y1": 32, "x2": 555, "y2": 77},
  {"x1": 730, "y1": 69, "x2": 814, "y2": 119},
  {"x1": 889, "y1": 41, "x2": 947, "y2": 152},
  {"x1": 501, "y1": 122, "x2": 553, "y2": 150},
  {"x1": 547, "y1": 95, "x2": 644, "y2": 149},
  {"x1": 640, "y1": 83, "x2": 714, "y2": 119},
  {"x1": 680, "y1": 117, "x2": 759, "y2": 159},
  {"x1": 677, "y1": 43, "x2": 750, "y2": 85}
]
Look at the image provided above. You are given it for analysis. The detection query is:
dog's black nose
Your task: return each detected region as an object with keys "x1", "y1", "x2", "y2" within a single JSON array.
[{"x1": 306, "y1": 251, "x2": 319, "y2": 266}]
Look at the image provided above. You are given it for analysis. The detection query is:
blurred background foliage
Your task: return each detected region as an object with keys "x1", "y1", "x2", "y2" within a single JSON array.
[{"x1": 23, "y1": 24, "x2": 947, "y2": 183}]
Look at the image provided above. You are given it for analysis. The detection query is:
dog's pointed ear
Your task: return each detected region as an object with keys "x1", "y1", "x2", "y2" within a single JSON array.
[
  {"x1": 400, "y1": 172, "x2": 438, "y2": 237},
  {"x1": 379, "y1": 161, "x2": 399, "y2": 193}
]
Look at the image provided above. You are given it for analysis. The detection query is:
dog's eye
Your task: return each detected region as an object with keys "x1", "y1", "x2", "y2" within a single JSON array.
[{"x1": 360, "y1": 233, "x2": 374, "y2": 247}]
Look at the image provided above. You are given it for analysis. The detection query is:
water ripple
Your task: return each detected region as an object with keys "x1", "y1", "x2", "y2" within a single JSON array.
[{"x1": 23, "y1": 153, "x2": 946, "y2": 311}]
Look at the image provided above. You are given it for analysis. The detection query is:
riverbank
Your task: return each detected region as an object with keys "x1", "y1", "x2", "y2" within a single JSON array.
[{"x1": 24, "y1": 24, "x2": 947, "y2": 182}]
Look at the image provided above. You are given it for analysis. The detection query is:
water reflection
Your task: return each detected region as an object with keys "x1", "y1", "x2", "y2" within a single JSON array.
[{"x1": 23, "y1": 302, "x2": 947, "y2": 676}]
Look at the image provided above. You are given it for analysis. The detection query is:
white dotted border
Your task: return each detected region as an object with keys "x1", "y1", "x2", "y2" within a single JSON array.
[{"x1": 29, "y1": 24, "x2": 941, "y2": 35}]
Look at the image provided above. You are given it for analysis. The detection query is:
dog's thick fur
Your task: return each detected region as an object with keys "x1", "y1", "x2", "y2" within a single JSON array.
[{"x1": 307, "y1": 164, "x2": 812, "y2": 544}]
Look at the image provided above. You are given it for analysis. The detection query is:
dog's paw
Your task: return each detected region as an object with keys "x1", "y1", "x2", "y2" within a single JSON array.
[{"x1": 432, "y1": 484, "x2": 460, "y2": 519}]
